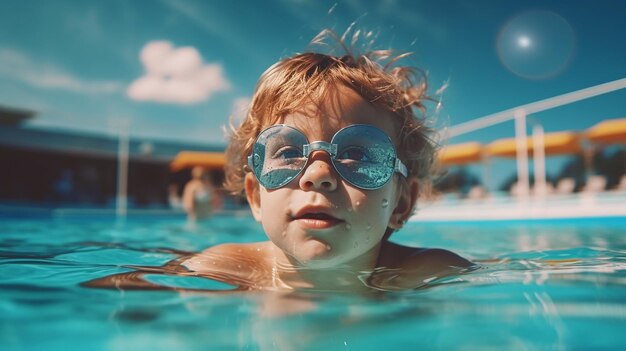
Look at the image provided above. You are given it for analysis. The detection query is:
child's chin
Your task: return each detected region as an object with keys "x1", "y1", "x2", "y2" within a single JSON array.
[{"x1": 293, "y1": 240, "x2": 333, "y2": 264}]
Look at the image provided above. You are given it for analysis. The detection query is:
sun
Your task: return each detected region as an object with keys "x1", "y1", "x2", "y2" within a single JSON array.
[{"x1": 517, "y1": 35, "x2": 532, "y2": 49}]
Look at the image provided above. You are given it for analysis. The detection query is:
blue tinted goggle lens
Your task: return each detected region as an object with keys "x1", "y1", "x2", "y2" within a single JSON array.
[{"x1": 247, "y1": 124, "x2": 407, "y2": 190}]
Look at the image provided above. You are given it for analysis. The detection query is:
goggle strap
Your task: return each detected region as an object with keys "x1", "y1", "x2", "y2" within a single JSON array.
[
  {"x1": 395, "y1": 159, "x2": 408, "y2": 178},
  {"x1": 246, "y1": 154, "x2": 254, "y2": 171}
]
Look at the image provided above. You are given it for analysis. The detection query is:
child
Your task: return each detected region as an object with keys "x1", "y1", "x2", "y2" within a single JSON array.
[{"x1": 182, "y1": 30, "x2": 473, "y2": 292}]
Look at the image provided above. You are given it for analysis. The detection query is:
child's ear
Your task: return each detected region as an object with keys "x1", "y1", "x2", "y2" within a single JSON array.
[
  {"x1": 244, "y1": 172, "x2": 262, "y2": 222},
  {"x1": 388, "y1": 178, "x2": 419, "y2": 229}
]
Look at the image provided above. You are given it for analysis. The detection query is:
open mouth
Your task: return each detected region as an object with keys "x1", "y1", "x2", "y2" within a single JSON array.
[
  {"x1": 298, "y1": 213, "x2": 337, "y2": 220},
  {"x1": 294, "y1": 212, "x2": 343, "y2": 229}
]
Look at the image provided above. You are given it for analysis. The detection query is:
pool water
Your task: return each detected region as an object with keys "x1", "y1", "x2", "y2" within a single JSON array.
[{"x1": 1, "y1": 213, "x2": 625, "y2": 350}]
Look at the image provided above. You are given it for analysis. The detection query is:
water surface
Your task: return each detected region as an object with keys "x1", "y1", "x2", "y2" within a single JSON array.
[{"x1": 1, "y1": 214, "x2": 625, "y2": 350}]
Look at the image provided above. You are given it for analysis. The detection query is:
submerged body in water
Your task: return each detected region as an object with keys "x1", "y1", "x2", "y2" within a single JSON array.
[
  {"x1": 84, "y1": 239, "x2": 474, "y2": 293},
  {"x1": 182, "y1": 240, "x2": 472, "y2": 292}
]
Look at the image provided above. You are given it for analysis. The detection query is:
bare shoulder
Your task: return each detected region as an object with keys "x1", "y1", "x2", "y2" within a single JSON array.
[
  {"x1": 410, "y1": 247, "x2": 473, "y2": 269},
  {"x1": 369, "y1": 242, "x2": 475, "y2": 290},
  {"x1": 183, "y1": 241, "x2": 271, "y2": 272},
  {"x1": 381, "y1": 241, "x2": 474, "y2": 274}
]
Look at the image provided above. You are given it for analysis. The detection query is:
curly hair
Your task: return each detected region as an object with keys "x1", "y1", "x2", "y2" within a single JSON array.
[{"x1": 224, "y1": 30, "x2": 437, "y2": 200}]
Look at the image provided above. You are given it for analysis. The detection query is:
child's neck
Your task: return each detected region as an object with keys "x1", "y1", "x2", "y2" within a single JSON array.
[{"x1": 270, "y1": 243, "x2": 382, "y2": 292}]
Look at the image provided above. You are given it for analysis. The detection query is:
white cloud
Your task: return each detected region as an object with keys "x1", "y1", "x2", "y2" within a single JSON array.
[
  {"x1": 0, "y1": 48, "x2": 123, "y2": 94},
  {"x1": 127, "y1": 41, "x2": 230, "y2": 104}
]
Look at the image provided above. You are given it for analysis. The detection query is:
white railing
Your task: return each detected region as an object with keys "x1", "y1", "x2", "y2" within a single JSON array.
[{"x1": 446, "y1": 78, "x2": 626, "y2": 198}]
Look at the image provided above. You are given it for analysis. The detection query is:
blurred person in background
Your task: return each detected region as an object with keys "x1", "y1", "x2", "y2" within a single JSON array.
[{"x1": 182, "y1": 166, "x2": 217, "y2": 221}]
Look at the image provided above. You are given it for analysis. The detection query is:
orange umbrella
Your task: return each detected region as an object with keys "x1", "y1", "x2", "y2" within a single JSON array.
[
  {"x1": 170, "y1": 151, "x2": 226, "y2": 172},
  {"x1": 438, "y1": 142, "x2": 483, "y2": 166},
  {"x1": 585, "y1": 118, "x2": 626, "y2": 145},
  {"x1": 485, "y1": 131, "x2": 581, "y2": 158}
]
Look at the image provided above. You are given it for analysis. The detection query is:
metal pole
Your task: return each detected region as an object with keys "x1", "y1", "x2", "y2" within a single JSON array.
[
  {"x1": 116, "y1": 128, "x2": 129, "y2": 218},
  {"x1": 532, "y1": 123, "x2": 547, "y2": 197},
  {"x1": 482, "y1": 158, "x2": 492, "y2": 194},
  {"x1": 514, "y1": 109, "x2": 530, "y2": 198}
]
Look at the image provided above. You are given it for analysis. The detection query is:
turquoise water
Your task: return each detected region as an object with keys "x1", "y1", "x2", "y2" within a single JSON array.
[{"x1": 1, "y1": 213, "x2": 625, "y2": 350}]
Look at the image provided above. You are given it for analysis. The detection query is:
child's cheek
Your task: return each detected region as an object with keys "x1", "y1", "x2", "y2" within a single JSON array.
[
  {"x1": 259, "y1": 191, "x2": 289, "y2": 238},
  {"x1": 352, "y1": 190, "x2": 393, "y2": 222}
]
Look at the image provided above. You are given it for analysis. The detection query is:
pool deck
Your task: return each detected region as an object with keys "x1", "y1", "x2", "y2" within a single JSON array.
[
  {"x1": 412, "y1": 191, "x2": 626, "y2": 222},
  {"x1": 3, "y1": 191, "x2": 625, "y2": 223}
]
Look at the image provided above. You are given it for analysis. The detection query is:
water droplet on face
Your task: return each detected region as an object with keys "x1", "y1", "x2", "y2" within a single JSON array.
[
  {"x1": 355, "y1": 201, "x2": 361, "y2": 207},
  {"x1": 382, "y1": 199, "x2": 389, "y2": 208},
  {"x1": 345, "y1": 223, "x2": 352, "y2": 231},
  {"x1": 281, "y1": 231, "x2": 287, "y2": 238},
  {"x1": 256, "y1": 248, "x2": 261, "y2": 252}
]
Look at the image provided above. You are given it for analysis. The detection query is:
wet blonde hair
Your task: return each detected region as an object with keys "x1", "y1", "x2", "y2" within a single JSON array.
[{"x1": 224, "y1": 30, "x2": 437, "y2": 200}]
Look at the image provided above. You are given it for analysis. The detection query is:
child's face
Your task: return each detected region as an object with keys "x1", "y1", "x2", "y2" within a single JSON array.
[{"x1": 245, "y1": 85, "x2": 411, "y2": 269}]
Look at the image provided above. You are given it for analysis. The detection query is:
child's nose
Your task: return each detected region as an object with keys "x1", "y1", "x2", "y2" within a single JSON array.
[{"x1": 299, "y1": 151, "x2": 338, "y2": 191}]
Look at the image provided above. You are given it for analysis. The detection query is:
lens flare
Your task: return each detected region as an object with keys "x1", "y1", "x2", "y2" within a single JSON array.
[
  {"x1": 497, "y1": 10, "x2": 575, "y2": 79},
  {"x1": 517, "y1": 35, "x2": 531, "y2": 49}
]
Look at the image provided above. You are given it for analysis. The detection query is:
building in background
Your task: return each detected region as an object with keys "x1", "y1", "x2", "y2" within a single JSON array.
[{"x1": 0, "y1": 105, "x2": 229, "y2": 210}]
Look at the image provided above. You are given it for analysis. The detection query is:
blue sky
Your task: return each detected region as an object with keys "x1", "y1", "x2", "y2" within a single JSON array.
[{"x1": 1, "y1": 0, "x2": 625, "y2": 188}]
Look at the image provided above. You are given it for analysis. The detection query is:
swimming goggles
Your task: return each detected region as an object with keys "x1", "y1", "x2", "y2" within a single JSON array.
[{"x1": 247, "y1": 124, "x2": 408, "y2": 190}]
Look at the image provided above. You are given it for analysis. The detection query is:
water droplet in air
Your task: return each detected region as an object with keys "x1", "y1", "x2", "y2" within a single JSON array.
[
  {"x1": 353, "y1": 242, "x2": 358, "y2": 248},
  {"x1": 366, "y1": 223, "x2": 372, "y2": 231},
  {"x1": 347, "y1": 207, "x2": 353, "y2": 213},
  {"x1": 365, "y1": 235, "x2": 371, "y2": 242},
  {"x1": 345, "y1": 223, "x2": 352, "y2": 231},
  {"x1": 382, "y1": 199, "x2": 389, "y2": 208},
  {"x1": 326, "y1": 244, "x2": 332, "y2": 251}
]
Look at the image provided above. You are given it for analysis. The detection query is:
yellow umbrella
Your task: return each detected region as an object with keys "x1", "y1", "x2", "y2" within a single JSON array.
[
  {"x1": 170, "y1": 151, "x2": 226, "y2": 172},
  {"x1": 485, "y1": 131, "x2": 581, "y2": 158},
  {"x1": 438, "y1": 142, "x2": 483, "y2": 166},
  {"x1": 585, "y1": 117, "x2": 626, "y2": 145}
]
